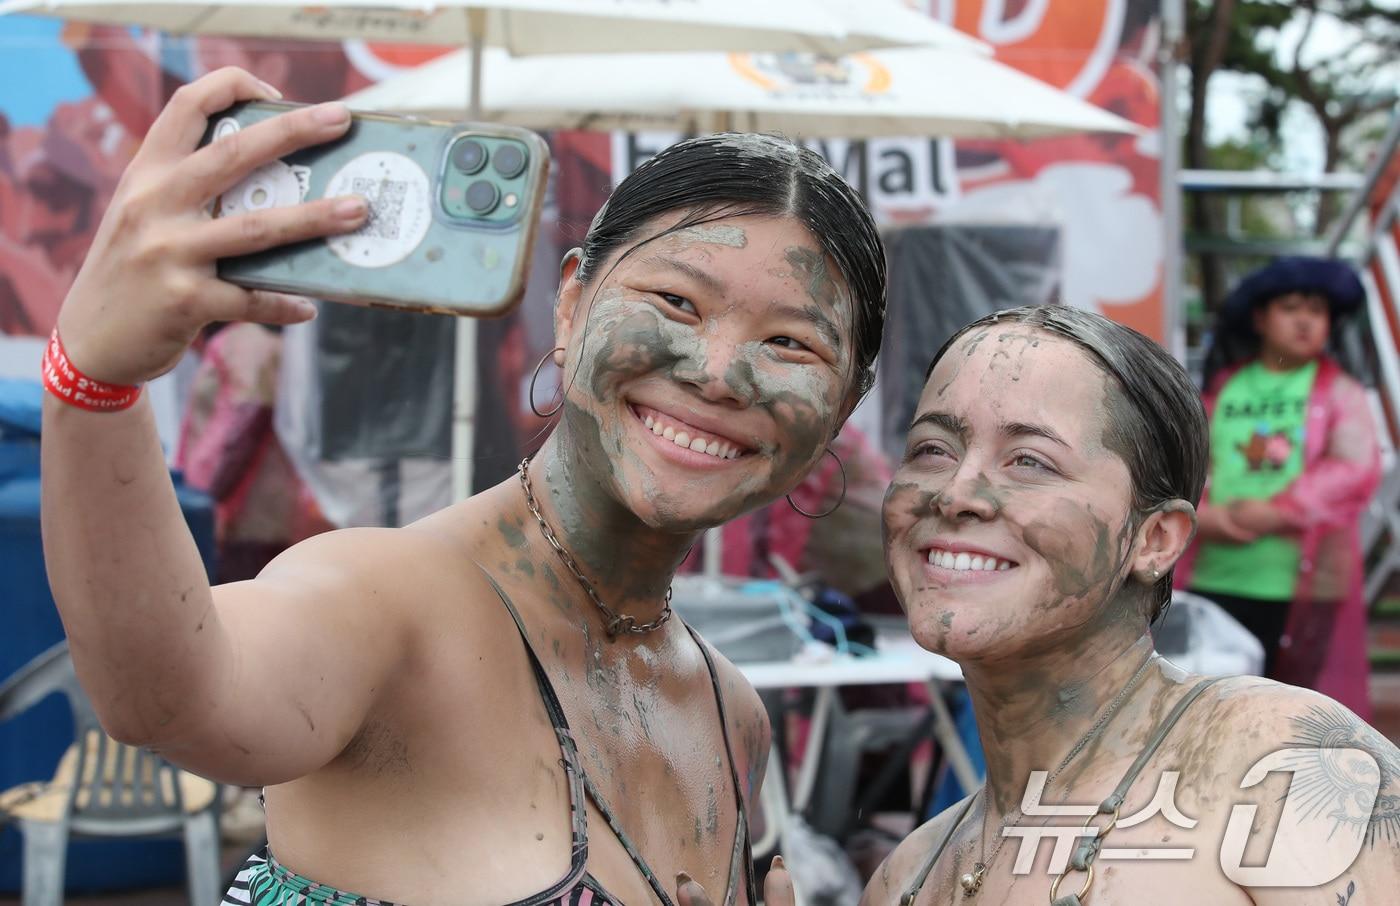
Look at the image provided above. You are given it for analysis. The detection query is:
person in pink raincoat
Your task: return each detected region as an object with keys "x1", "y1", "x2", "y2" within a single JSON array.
[
  {"x1": 175, "y1": 323, "x2": 333, "y2": 583},
  {"x1": 1176, "y1": 257, "x2": 1382, "y2": 718}
]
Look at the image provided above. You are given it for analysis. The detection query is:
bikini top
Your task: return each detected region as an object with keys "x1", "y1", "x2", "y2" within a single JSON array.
[
  {"x1": 483, "y1": 571, "x2": 759, "y2": 906},
  {"x1": 900, "y1": 676, "x2": 1226, "y2": 906}
]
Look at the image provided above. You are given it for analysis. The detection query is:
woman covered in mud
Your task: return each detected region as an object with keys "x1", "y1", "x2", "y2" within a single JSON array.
[
  {"x1": 867, "y1": 306, "x2": 1399, "y2": 905},
  {"x1": 41, "y1": 69, "x2": 885, "y2": 906}
]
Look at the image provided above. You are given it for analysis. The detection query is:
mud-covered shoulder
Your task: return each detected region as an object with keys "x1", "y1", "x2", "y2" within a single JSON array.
[
  {"x1": 1206, "y1": 678, "x2": 1400, "y2": 842},
  {"x1": 1185, "y1": 677, "x2": 1400, "y2": 902}
]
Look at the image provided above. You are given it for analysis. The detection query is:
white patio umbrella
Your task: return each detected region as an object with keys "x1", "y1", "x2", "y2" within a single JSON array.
[
  {"x1": 0, "y1": 0, "x2": 990, "y2": 52},
  {"x1": 344, "y1": 46, "x2": 1138, "y2": 140},
  {"x1": 0, "y1": 0, "x2": 986, "y2": 502}
]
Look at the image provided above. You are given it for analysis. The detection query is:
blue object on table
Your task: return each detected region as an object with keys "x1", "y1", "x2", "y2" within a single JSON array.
[
  {"x1": 806, "y1": 585, "x2": 877, "y2": 652},
  {"x1": 927, "y1": 686, "x2": 986, "y2": 817},
  {"x1": 0, "y1": 379, "x2": 218, "y2": 893}
]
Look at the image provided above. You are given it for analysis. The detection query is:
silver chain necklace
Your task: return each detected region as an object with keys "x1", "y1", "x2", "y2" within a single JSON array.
[
  {"x1": 518, "y1": 456, "x2": 673, "y2": 638},
  {"x1": 958, "y1": 649, "x2": 1157, "y2": 898}
]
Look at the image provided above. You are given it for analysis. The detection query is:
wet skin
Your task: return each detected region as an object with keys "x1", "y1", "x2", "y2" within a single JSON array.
[
  {"x1": 246, "y1": 212, "x2": 862, "y2": 905},
  {"x1": 410, "y1": 211, "x2": 858, "y2": 902},
  {"x1": 866, "y1": 326, "x2": 1400, "y2": 905},
  {"x1": 882, "y1": 326, "x2": 1146, "y2": 671},
  {"x1": 536, "y1": 211, "x2": 857, "y2": 610},
  {"x1": 880, "y1": 326, "x2": 1167, "y2": 824}
]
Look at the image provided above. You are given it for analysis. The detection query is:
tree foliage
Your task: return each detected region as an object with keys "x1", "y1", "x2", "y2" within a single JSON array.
[{"x1": 1183, "y1": 0, "x2": 1399, "y2": 306}]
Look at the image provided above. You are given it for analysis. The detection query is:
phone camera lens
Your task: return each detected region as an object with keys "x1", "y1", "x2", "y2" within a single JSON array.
[
  {"x1": 452, "y1": 138, "x2": 487, "y2": 174},
  {"x1": 465, "y1": 179, "x2": 501, "y2": 215},
  {"x1": 492, "y1": 143, "x2": 527, "y2": 179}
]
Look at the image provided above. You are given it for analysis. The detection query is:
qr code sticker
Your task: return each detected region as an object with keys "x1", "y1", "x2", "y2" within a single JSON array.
[
  {"x1": 326, "y1": 152, "x2": 431, "y2": 268},
  {"x1": 353, "y1": 177, "x2": 407, "y2": 240}
]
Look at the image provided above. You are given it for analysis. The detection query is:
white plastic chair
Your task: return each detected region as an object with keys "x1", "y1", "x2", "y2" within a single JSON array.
[{"x1": 0, "y1": 642, "x2": 221, "y2": 906}]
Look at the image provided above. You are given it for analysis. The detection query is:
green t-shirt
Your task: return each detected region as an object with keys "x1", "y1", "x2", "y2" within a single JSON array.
[{"x1": 1193, "y1": 360, "x2": 1317, "y2": 601}]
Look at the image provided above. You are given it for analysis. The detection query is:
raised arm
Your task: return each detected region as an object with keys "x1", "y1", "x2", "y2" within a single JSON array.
[{"x1": 39, "y1": 67, "x2": 402, "y2": 786}]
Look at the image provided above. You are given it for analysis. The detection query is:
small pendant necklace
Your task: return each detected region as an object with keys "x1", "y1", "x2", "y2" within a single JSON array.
[
  {"x1": 518, "y1": 456, "x2": 673, "y2": 638},
  {"x1": 958, "y1": 650, "x2": 1157, "y2": 898}
]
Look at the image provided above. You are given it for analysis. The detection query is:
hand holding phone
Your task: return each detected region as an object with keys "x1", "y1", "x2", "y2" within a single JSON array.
[
  {"x1": 52, "y1": 67, "x2": 370, "y2": 387},
  {"x1": 202, "y1": 102, "x2": 549, "y2": 317}
]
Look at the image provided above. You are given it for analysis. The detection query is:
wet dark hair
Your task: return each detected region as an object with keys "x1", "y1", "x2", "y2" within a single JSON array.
[
  {"x1": 574, "y1": 133, "x2": 886, "y2": 396},
  {"x1": 924, "y1": 305, "x2": 1209, "y2": 622}
]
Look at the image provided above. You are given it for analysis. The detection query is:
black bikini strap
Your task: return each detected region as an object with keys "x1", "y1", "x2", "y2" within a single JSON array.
[
  {"x1": 478, "y1": 569, "x2": 592, "y2": 905},
  {"x1": 480, "y1": 569, "x2": 575, "y2": 734},
  {"x1": 900, "y1": 793, "x2": 979, "y2": 906},
  {"x1": 481, "y1": 570, "x2": 678, "y2": 906},
  {"x1": 1056, "y1": 675, "x2": 1228, "y2": 902},
  {"x1": 1102, "y1": 676, "x2": 1226, "y2": 813},
  {"x1": 686, "y1": 622, "x2": 760, "y2": 906}
]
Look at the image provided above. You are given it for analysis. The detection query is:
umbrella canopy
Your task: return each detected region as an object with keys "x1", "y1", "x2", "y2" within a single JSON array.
[
  {"x1": 344, "y1": 46, "x2": 1137, "y2": 139},
  {"x1": 0, "y1": 0, "x2": 988, "y2": 56},
  {"x1": 0, "y1": 0, "x2": 991, "y2": 503}
]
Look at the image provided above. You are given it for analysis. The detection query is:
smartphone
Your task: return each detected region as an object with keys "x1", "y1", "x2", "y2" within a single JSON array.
[{"x1": 199, "y1": 101, "x2": 550, "y2": 317}]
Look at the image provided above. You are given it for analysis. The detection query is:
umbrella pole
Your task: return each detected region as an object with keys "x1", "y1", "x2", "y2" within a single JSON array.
[
  {"x1": 451, "y1": 8, "x2": 488, "y2": 502},
  {"x1": 468, "y1": 8, "x2": 484, "y2": 120}
]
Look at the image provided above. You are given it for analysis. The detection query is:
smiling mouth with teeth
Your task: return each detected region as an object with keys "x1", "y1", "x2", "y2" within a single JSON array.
[
  {"x1": 927, "y1": 548, "x2": 1016, "y2": 573},
  {"x1": 640, "y1": 411, "x2": 746, "y2": 461}
]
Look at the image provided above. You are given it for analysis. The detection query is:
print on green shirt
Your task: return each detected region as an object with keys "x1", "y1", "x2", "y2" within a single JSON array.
[{"x1": 1194, "y1": 360, "x2": 1317, "y2": 601}]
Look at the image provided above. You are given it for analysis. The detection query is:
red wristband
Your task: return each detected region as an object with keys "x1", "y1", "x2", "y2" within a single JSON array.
[{"x1": 41, "y1": 328, "x2": 142, "y2": 412}]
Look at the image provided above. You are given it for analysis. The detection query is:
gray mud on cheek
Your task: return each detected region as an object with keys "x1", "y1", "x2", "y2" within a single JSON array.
[
  {"x1": 568, "y1": 285, "x2": 843, "y2": 522},
  {"x1": 1018, "y1": 501, "x2": 1121, "y2": 609},
  {"x1": 882, "y1": 480, "x2": 940, "y2": 522},
  {"x1": 581, "y1": 299, "x2": 701, "y2": 401},
  {"x1": 726, "y1": 348, "x2": 836, "y2": 493}
]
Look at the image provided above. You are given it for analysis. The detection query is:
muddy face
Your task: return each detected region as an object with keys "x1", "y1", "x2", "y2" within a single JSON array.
[
  {"x1": 554, "y1": 212, "x2": 856, "y2": 535},
  {"x1": 881, "y1": 326, "x2": 1143, "y2": 663}
]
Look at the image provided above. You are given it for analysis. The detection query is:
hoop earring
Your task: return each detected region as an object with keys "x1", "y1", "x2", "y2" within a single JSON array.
[
  {"x1": 787, "y1": 448, "x2": 846, "y2": 519},
  {"x1": 529, "y1": 347, "x2": 565, "y2": 418}
]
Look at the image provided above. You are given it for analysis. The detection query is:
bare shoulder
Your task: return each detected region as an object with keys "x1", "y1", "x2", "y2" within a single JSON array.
[
  {"x1": 1174, "y1": 676, "x2": 1396, "y2": 786},
  {"x1": 1204, "y1": 676, "x2": 1397, "y2": 759},
  {"x1": 863, "y1": 796, "x2": 973, "y2": 905},
  {"x1": 250, "y1": 522, "x2": 474, "y2": 606},
  {"x1": 257, "y1": 523, "x2": 456, "y2": 577},
  {"x1": 264, "y1": 484, "x2": 515, "y2": 588},
  {"x1": 218, "y1": 516, "x2": 504, "y2": 659},
  {"x1": 1177, "y1": 676, "x2": 1400, "y2": 903}
]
